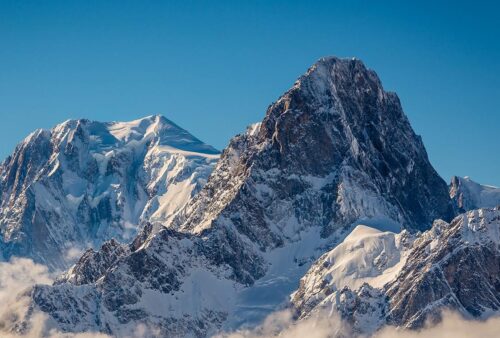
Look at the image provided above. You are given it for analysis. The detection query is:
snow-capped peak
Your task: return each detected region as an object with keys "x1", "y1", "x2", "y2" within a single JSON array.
[
  {"x1": 450, "y1": 175, "x2": 500, "y2": 211},
  {"x1": 291, "y1": 224, "x2": 414, "y2": 319},
  {"x1": 106, "y1": 115, "x2": 219, "y2": 154},
  {"x1": 106, "y1": 114, "x2": 167, "y2": 142},
  {"x1": 0, "y1": 115, "x2": 219, "y2": 268}
]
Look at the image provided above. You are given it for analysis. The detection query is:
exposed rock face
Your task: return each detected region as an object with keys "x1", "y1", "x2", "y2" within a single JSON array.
[
  {"x1": 335, "y1": 284, "x2": 388, "y2": 336},
  {"x1": 28, "y1": 228, "x2": 246, "y2": 337},
  {"x1": 0, "y1": 115, "x2": 219, "y2": 268},
  {"x1": 174, "y1": 57, "x2": 454, "y2": 243},
  {"x1": 450, "y1": 176, "x2": 500, "y2": 212},
  {"x1": 385, "y1": 207, "x2": 500, "y2": 328},
  {"x1": 15, "y1": 57, "x2": 459, "y2": 336},
  {"x1": 292, "y1": 207, "x2": 500, "y2": 334}
]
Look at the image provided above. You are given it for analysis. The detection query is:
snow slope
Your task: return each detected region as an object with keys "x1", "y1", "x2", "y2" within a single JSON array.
[
  {"x1": 290, "y1": 223, "x2": 414, "y2": 333},
  {"x1": 450, "y1": 176, "x2": 500, "y2": 211},
  {"x1": 299, "y1": 225, "x2": 413, "y2": 292}
]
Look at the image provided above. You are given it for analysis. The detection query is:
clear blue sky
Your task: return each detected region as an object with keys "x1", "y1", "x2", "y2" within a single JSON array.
[{"x1": 0, "y1": 1, "x2": 498, "y2": 185}]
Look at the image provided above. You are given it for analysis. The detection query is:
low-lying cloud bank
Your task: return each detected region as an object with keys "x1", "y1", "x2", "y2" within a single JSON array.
[
  {"x1": 216, "y1": 309, "x2": 500, "y2": 338},
  {"x1": 373, "y1": 312, "x2": 500, "y2": 338},
  {"x1": 0, "y1": 257, "x2": 53, "y2": 336},
  {"x1": 215, "y1": 310, "x2": 353, "y2": 338},
  {"x1": 0, "y1": 258, "x2": 498, "y2": 338},
  {"x1": 0, "y1": 258, "x2": 167, "y2": 338}
]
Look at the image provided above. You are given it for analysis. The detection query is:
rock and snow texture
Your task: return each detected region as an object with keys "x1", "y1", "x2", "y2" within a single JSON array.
[
  {"x1": 292, "y1": 207, "x2": 500, "y2": 335},
  {"x1": 0, "y1": 115, "x2": 219, "y2": 268},
  {"x1": 384, "y1": 207, "x2": 500, "y2": 328},
  {"x1": 14, "y1": 57, "x2": 463, "y2": 337},
  {"x1": 291, "y1": 225, "x2": 415, "y2": 321},
  {"x1": 450, "y1": 176, "x2": 500, "y2": 212},
  {"x1": 173, "y1": 56, "x2": 455, "y2": 242}
]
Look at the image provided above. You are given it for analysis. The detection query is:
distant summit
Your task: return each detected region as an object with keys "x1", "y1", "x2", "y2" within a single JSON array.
[
  {"x1": 105, "y1": 115, "x2": 219, "y2": 154},
  {"x1": 0, "y1": 115, "x2": 219, "y2": 268}
]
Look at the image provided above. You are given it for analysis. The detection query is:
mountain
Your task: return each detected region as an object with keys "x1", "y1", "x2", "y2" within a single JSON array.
[
  {"x1": 292, "y1": 207, "x2": 500, "y2": 335},
  {"x1": 13, "y1": 57, "x2": 460, "y2": 337},
  {"x1": 173, "y1": 56, "x2": 454, "y2": 237},
  {"x1": 450, "y1": 176, "x2": 500, "y2": 212},
  {"x1": 0, "y1": 115, "x2": 219, "y2": 268}
]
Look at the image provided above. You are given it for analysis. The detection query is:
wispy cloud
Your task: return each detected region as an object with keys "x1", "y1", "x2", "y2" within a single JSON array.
[
  {"x1": 64, "y1": 246, "x2": 86, "y2": 262},
  {"x1": 0, "y1": 257, "x2": 53, "y2": 335},
  {"x1": 215, "y1": 309, "x2": 500, "y2": 338},
  {"x1": 374, "y1": 311, "x2": 500, "y2": 338},
  {"x1": 214, "y1": 309, "x2": 353, "y2": 338}
]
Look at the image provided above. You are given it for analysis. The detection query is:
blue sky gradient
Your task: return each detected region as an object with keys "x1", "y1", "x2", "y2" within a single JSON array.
[{"x1": 0, "y1": 1, "x2": 498, "y2": 185}]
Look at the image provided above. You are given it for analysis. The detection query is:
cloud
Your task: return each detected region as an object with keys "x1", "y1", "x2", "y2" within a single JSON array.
[
  {"x1": 214, "y1": 309, "x2": 353, "y2": 338},
  {"x1": 0, "y1": 257, "x2": 181, "y2": 338},
  {"x1": 215, "y1": 309, "x2": 500, "y2": 338},
  {"x1": 0, "y1": 257, "x2": 53, "y2": 334},
  {"x1": 64, "y1": 246, "x2": 86, "y2": 261},
  {"x1": 373, "y1": 311, "x2": 500, "y2": 338},
  {"x1": 124, "y1": 323, "x2": 162, "y2": 338}
]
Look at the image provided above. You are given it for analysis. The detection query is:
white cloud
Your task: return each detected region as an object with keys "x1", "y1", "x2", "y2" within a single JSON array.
[
  {"x1": 373, "y1": 311, "x2": 500, "y2": 338},
  {"x1": 215, "y1": 309, "x2": 500, "y2": 338},
  {"x1": 214, "y1": 309, "x2": 353, "y2": 338},
  {"x1": 64, "y1": 246, "x2": 86, "y2": 262},
  {"x1": 0, "y1": 257, "x2": 53, "y2": 335},
  {"x1": 124, "y1": 323, "x2": 162, "y2": 338}
]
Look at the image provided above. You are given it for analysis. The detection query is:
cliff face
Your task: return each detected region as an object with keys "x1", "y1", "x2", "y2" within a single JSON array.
[
  {"x1": 174, "y1": 57, "x2": 454, "y2": 246},
  {"x1": 385, "y1": 207, "x2": 500, "y2": 328}
]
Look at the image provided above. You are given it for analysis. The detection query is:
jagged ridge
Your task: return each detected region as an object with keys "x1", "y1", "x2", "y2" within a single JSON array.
[{"x1": 292, "y1": 207, "x2": 500, "y2": 335}]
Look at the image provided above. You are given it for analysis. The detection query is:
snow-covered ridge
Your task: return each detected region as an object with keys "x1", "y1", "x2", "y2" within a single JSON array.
[
  {"x1": 297, "y1": 225, "x2": 413, "y2": 293},
  {"x1": 292, "y1": 207, "x2": 500, "y2": 334},
  {"x1": 0, "y1": 115, "x2": 219, "y2": 268},
  {"x1": 106, "y1": 115, "x2": 219, "y2": 154},
  {"x1": 44, "y1": 114, "x2": 219, "y2": 155},
  {"x1": 450, "y1": 176, "x2": 500, "y2": 212},
  {"x1": 291, "y1": 223, "x2": 414, "y2": 328}
]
